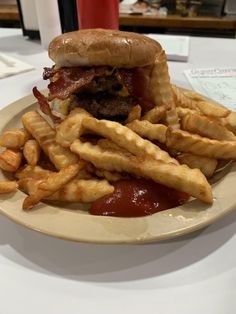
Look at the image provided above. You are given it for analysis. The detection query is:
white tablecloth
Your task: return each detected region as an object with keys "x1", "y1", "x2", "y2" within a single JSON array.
[{"x1": 0, "y1": 28, "x2": 236, "y2": 314}]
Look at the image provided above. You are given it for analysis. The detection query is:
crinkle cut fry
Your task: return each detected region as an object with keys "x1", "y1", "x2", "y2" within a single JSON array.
[
  {"x1": 22, "y1": 111, "x2": 78, "y2": 170},
  {"x1": 0, "y1": 180, "x2": 18, "y2": 193},
  {"x1": 22, "y1": 162, "x2": 85, "y2": 210},
  {"x1": 166, "y1": 127, "x2": 236, "y2": 160},
  {"x1": 125, "y1": 105, "x2": 141, "y2": 124},
  {"x1": 150, "y1": 51, "x2": 174, "y2": 108},
  {"x1": 94, "y1": 168, "x2": 129, "y2": 182},
  {"x1": 177, "y1": 153, "x2": 217, "y2": 178},
  {"x1": 23, "y1": 139, "x2": 41, "y2": 166},
  {"x1": 182, "y1": 89, "x2": 206, "y2": 102},
  {"x1": 196, "y1": 101, "x2": 230, "y2": 118},
  {"x1": 141, "y1": 105, "x2": 167, "y2": 123},
  {"x1": 70, "y1": 139, "x2": 213, "y2": 204},
  {"x1": 82, "y1": 117, "x2": 178, "y2": 165},
  {"x1": 150, "y1": 52, "x2": 180, "y2": 128},
  {"x1": 97, "y1": 138, "x2": 130, "y2": 154},
  {"x1": 55, "y1": 107, "x2": 91, "y2": 147},
  {"x1": 0, "y1": 149, "x2": 22, "y2": 172},
  {"x1": 176, "y1": 106, "x2": 199, "y2": 119},
  {"x1": 181, "y1": 113, "x2": 236, "y2": 141},
  {"x1": 173, "y1": 85, "x2": 230, "y2": 119},
  {"x1": 19, "y1": 177, "x2": 114, "y2": 203},
  {"x1": 0, "y1": 128, "x2": 31, "y2": 149},
  {"x1": 164, "y1": 107, "x2": 180, "y2": 129},
  {"x1": 16, "y1": 165, "x2": 52, "y2": 180},
  {"x1": 126, "y1": 120, "x2": 167, "y2": 143},
  {"x1": 220, "y1": 112, "x2": 236, "y2": 134},
  {"x1": 172, "y1": 85, "x2": 198, "y2": 110}
]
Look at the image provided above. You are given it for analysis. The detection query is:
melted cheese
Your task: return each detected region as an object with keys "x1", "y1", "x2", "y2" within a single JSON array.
[
  {"x1": 118, "y1": 85, "x2": 129, "y2": 97},
  {"x1": 50, "y1": 96, "x2": 74, "y2": 119}
]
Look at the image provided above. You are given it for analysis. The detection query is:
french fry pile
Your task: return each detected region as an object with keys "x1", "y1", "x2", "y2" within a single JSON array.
[{"x1": 1, "y1": 84, "x2": 236, "y2": 212}]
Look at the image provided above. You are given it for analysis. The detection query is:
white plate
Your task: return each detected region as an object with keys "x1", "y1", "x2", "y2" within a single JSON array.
[{"x1": 0, "y1": 94, "x2": 236, "y2": 243}]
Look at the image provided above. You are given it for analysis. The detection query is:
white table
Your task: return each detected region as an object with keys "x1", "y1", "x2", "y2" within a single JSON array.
[{"x1": 0, "y1": 28, "x2": 236, "y2": 314}]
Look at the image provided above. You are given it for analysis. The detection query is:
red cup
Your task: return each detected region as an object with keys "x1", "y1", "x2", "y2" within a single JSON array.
[{"x1": 77, "y1": 0, "x2": 119, "y2": 30}]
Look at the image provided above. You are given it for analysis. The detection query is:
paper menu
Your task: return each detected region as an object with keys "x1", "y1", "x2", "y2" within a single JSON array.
[
  {"x1": 184, "y1": 67, "x2": 236, "y2": 111},
  {"x1": 147, "y1": 34, "x2": 190, "y2": 62}
]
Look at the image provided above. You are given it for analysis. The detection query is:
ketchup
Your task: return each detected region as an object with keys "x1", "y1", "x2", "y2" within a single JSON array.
[{"x1": 89, "y1": 179, "x2": 189, "y2": 217}]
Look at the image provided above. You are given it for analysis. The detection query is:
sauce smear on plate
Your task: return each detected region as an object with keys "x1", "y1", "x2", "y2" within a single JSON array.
[{"x1": 89, "y1": 179, "x2": 189, "y2": 217}]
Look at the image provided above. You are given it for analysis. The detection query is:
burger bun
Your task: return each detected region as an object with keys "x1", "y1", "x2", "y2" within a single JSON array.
[{"x1": 49, "y1": 29, "x2": 162, "y2": 68}]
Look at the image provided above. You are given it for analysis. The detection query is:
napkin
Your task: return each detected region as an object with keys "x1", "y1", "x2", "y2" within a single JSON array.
[{"x1": 0, "y1": 53, "x2": 35, "y2": 79}]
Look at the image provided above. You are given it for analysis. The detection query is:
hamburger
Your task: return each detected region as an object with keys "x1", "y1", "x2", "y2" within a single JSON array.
[{"x1": 32, "y1": 28, "x2": 164, "y2": 123}]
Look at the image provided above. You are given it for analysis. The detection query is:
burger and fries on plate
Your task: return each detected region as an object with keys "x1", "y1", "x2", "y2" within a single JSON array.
[{"x1": 0, "y1": 29, "x2": 236, "y2": 218}]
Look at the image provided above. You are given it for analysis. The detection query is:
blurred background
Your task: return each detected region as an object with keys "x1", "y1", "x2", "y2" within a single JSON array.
[{"x1": 0, "y1": 0, "x2": 236, "y2": 39}]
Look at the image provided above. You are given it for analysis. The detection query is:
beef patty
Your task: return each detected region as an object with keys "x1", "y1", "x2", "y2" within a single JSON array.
[
  {"x1": 68, "y1": 72, "x2": 139, "y2": 119},
  {"x1": 69, "y1": 93, "x2": 138, "y2": 119}
]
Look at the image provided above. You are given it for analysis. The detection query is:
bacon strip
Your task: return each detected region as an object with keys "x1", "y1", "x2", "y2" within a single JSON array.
[
  {"x1": 42, "y1": 65, "x2": 155, "y2": 112},
  {"x1": 118, "y1": 66, "x2": 155, "y2": 112},
  {"x1": 32, "y1": 87, "x2": 62, "y2": 124},
  {"x1": 43, "y1": 66, "x2": 57, "y2": 80},
  {"x1": 47, "y1": 66, "x2": 108, "y2": 101}
]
